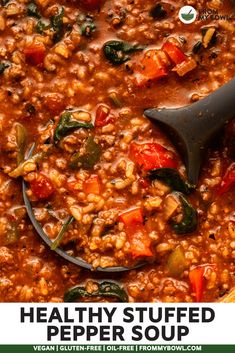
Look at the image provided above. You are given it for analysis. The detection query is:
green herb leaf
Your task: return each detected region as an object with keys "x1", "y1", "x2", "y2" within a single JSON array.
[
  {"x1": 170, "y1": 192, "x2": 198, "y2": 234},
  {"x1": 64, "y1": 281, "x2": 128, "y2": 302},
  {"x1": 150, "y1": 3, "x2": 167, "y2": 19},
  {"x1": 103, "y1": 40, "x2": 145, "y2": 65},
  {"x1": 51, "y1": 7, "x2": 64, "y2": 43},
  {"x1": 35, "y1": 19, "x2": 50, "y2": 34},
  {"x1": 54, "y1": 112, "x2": 93, "y2": 144},
  {"x1": 149, "y1": 168, "x2": 194, "y2": 194},
  {"x1": 78, "y1": 14, "x2": 96, "y2": 37},
  {"x1": 50, "y1": 216, "x2": 74, "y2": 250},
  {"x1": 0, "y1": 62, "x2": 10, "y2": 74},
  {"x1": 27, "y1": 2, "x2": 41, "y2": 19},
  {"x1": 70, "y1": 136, "x2": 101, "y2": 170}
]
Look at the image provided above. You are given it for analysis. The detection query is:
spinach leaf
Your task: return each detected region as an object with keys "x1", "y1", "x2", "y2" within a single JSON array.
[
  {"x1": 51, "y1": 7, "x2": 64, "y2": 43},
  {"x1": 54, "y1": 112, "x2": 93, "y2": 144},
  {"x1": 64, "y1": 281, "x2": 128, "y2": 302},
  {"x1": 35, "y1": 19, "x2": 50, "y2": 34},
  {"x1": 27, "y1": 2, "x2": 41, "y2": 19},
  {"x1": 150, "y1": 3, "x2": 167, "y2": 19},
  {"x1": 149, "y1": 168, "x2": 194, "y2": 194},
  {"x1": 78, "y1": 14, "x2": 96, "y2": 37},
  {"x1": 69, "y1": 136, "x2": 101, "y2": 170},
  {"x1": 51, "y1": 216, "x2": 75, "y2": 250},
  {"x1": 170, "y1": 192, "x2": 197, "y2": 234},
  {"x1": 0, "y1": 62, "x2": 10, "y2": 74},
  {"x1": 192, "y1": 41, "x2": 202, "y2": 54},
  {"x1": 103, "y1": 40, "x2": 145, "y2": 65}
]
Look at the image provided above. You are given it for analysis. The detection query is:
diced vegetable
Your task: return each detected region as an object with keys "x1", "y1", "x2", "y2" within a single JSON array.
[
  {"x1": 103, "y1": 40, "x2": 145, "y2": 65},
  {"x1": 69, "y1": 136, "x2": 101, "y2": 170},
  {"x1": 128, "y1": 224, "x2": 153, "y2": 259},
  {"x1": 108, "y1": 91, "x2": 122, "y2": 107},
  {"x1": 64, "y1": 281, "x2": 128, "y2": 302},
  {"x1": 54, "y1": 112, "x2": 93, "y2": 144},
  {"x1": 149, "y1": 168, "x2": 194, "y2": 194},
  {"x1": 173, "y1": 57, "x2": 197, "y2": 77},
  {"x1": 119, "y1": 207, "x2": 143, "y2": 226},
  {"x1": 192, "y1": 41, "x2": 202, "y2": 54},
  {"x1": 217, "y1": 163, "x2": 235, "y2": 195},
  {"x1": 15, "y1": 123, "x2": 27, "y2": 165},
  {"x1": 29, "y1": 173, "x2": 54, "y2": 199},
  {"x1": 170, "y1": 192, "x2": 197, "y2": 234},
  {"x1": 51, "y1": 7, "x2": 64, "y2": 43},
  {"x1": 95, "y1": 104, "x2": 112, "y2": 127},
  {"x1": 0, "y1": 62, "x2": 10, "y2": 74},
  {"x1": 27, "y1": 2, "x2": 41, "y2": 18},
  {"x1": 51, "y1": 216, "x2": 74, "y2": 250},
  {"x1": 167, "y1": 246, "x2": 187, "y2": 277},
  {"x1": 83, "y1": 174, "x2": 101, "y2": 194},
  {"x1": 135, "y1": 50, "x2": 168, "y2": 86},
  {"x1": 78, "y1": 14, "x2": 96, "y2": 37},
  {"x1": 119, "y1": 208, "x2": 152, "y2": 258},
  {"x1": 189, "y1": 266, "x2": 204, "y2": 302},
  {"x1": 202, "y1": 27, "x2": 217, "y2": 48},
  {"x1": 9, "y1": 151, "x2": 44, "y2": 178},
  {"x1": 150, "y1": 3, "x2": 167, "y2": 20},
  {"x1": 35, "y1": 20, "x2": 50, "y2": 34},
  {"x1": 129, "y1": 142, "x2": 177, "y2": 171},
  {"x1": 24, "y1": 42, "x2": 46, "y2": 66},
  {"x1": 162, "y1": 41, "x2": 187, "y2": 65}
]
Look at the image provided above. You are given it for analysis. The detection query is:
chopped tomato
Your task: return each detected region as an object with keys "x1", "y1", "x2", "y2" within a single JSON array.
[
  {"x1": 217, "y1": 163, "x2": 235, "y2": 195},
  {"x1": 129, "y1": 142, "x2": 177, "y2": 171},
  {"x1": 24, "y1": 42, "x2": 46, "y2": 66},
  {"x1": 30, "y1": 173, "x2": 54, "y2": 199},
  {"x1": 83, "y1": 174, "x2": 101, "y2": 194},
  {"x1": 95, "y1": 104, "x2": 111, "y2": 127},
  {"x1": 135, "y1": 50, "x2": 168, "y2": 87},
  {"x1": 162, "y1": 41, "x2": 187, "y2": 65},
  {"x1": 189, "y1": 264, "x2": 216, "y2": 302},
  {"x1": 128, "y1": 224, "x2": 153, "y2": 259},
  {"x1": 119, "y1": 207, "x2": 143, "y2": 226}
]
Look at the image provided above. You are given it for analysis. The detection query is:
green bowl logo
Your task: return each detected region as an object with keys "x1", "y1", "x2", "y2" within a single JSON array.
[{"x1": 179, "y1": 6, "x2": 197, "y2": 24}]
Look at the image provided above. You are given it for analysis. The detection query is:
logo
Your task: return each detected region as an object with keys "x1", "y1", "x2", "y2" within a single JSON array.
[{"x1": 179, "y1": 6, "x2": 197, "y2": 24}]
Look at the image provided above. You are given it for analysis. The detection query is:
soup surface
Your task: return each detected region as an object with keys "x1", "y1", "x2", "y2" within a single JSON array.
[{"x1": 0, "y1": 0, "x2": 234, "y2": 302}]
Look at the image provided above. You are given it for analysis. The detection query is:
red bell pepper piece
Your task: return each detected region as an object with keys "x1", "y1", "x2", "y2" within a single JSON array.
[
  {"x1": 162, "y1": 41, "x2": 187, "y2": 65},
  {"x1": 119, "y1": 207, "x2": 152, "y2": 258},
  {"x1": 217, "y1": 163, "x2": 235, "y2": 195},
  {"x1": 24, "y1": 42, "x2": 46, "y2": 66},
  {"x1": 189, "y1": 264, "x2": 216, "y2": 302},
  {"x1": 30, "y1": 173, "x2": 54, "y2": 199},
  {"x1": 119, "y1": 207, "x2": 144, "y2": 226},
  {"x1": 135, "y1": 50, "x2": 168, "y2": 87},
  {"x1": 95, "y1": 104, "x2": 112, "y2": 127},
  {"x1": 83, "y1": 174, "x2": 101, "y2": 194},
  {"x1": 128, "y1": 224, "x2": 153, "y2": 259},
  {"x1": 129, "y1": 142, "x2": 177, "y2": 171}
]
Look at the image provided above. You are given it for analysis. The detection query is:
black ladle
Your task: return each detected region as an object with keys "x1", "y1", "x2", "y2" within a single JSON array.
[
  {"x1": 144, "y1": 77, "x2": 235, "y2": 185},
  {"x1": 22, "y1": 145, "x2": 146, "y2": 272}
]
